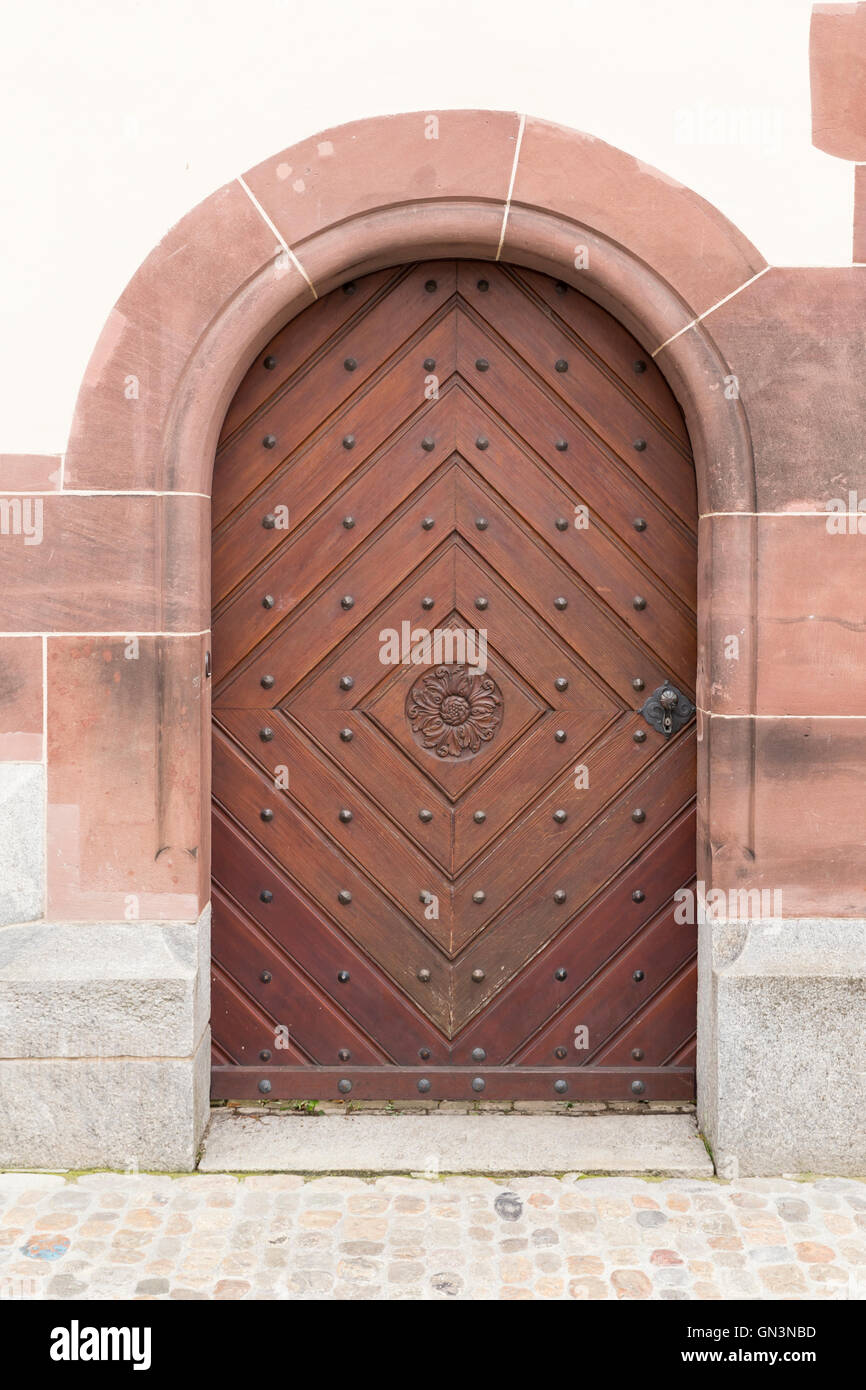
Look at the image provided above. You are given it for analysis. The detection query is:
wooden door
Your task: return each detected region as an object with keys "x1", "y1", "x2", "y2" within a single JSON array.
[{"x1": 210, "y1": 260, "x2": 698, "y2": 1102}]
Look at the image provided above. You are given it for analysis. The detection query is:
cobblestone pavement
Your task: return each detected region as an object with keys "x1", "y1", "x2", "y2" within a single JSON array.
[{"x1": 0, "y1": 1173, "x2": 864, "y2": 1301}]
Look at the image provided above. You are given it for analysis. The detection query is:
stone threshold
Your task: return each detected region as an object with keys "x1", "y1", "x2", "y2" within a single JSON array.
[{"x1": 199, "y1": 1110, "x2": 714, "y2": 1177}]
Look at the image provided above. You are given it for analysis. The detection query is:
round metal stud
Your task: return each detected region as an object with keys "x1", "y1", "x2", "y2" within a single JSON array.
[
  {"x1": 338, "y1": 808, "x2": 353, "y2": 823},
  {"x1": 555, "y1": 517, "x2": 569, "y2": 531},
  {"x1": 338, "y1": 1079, "x2": 352, "y2": 1094},
  {"x1": 344, "y1": 357, "x2": 357, "y2": 372},
  {"x1": 555, "y1": 677, "x2": 569, "y2": 691},
  {"x1": 340, "y1": 595, "x2": 354, "y2": 610},
  {"x1": 260, "y1": 1049, "x2": 272, "y2": 1061},
  {"x1": 260, "y1": 674, "x2": 275, "y2": 689},
  {"x1": 632, "y1": 678, "x2": 645, "y2": 691},
  {"x1": 339, "y1": 728, "x2": 354, "y2": 742},
  {"x1": 475, "y1": 596, "x2": 489, "y2": 611},
  {"x1": 337, "y1": 970, "x2": 350, "y2": 983},
  {"x1": 421, "y1": 596, "x2": 434, "y2": 610},
  {"x1": 423, "y1": 357, "x2": 436, "y2": 372},
  {"x1": 553, "y1": 809, "x2": 567, "y2": 824},
  {"x1": 259, "y1": 727, "x2": 274, "y2": 742},
  {"x1": 475, "y1": 436, "x2": 489, "y2": 451},
  {"x1": 471, "y1": 1077, "x2": 485, "y2": 1092},
  {"x1": 418, "y1": 1078, "x2": 432, "y2": 1093},
  {"x1": 633, "y1": 360, "x2": 647, "y2": 374},
  {"x1": 339, "y1": 675, "x2": 354, "y2": 691},
  {"x1": 475, "y1": 517, "x2": 488, "y2": 530},
  {"x1": 471, "y1": 1047, "x2": 486, "y2": 1062},
  {"x1": 258, "y1": 1079, "x2": 272, "y2": 1094},
  {"x1": 259, "y1": 889, "x2": 273, "y2": 904},
  {"x1": 260, "y1": 808, "x2": 274, "y2": 823},
  {"x1": 473, "y1": 810, "x2": 486, "y2": 823},
  {"x1": 555, "y1": 439, "x2": 568, "y2": 452},
  {"x1": 633, "y1": 969, "x2": 645, "y2": 983},
  {"x1": 263, "y1": 434, "x2": 277, "y2": 449},
  {"x1": 554, "y1": 1079, "x2": 568, "y2": 1094},
  {"x1": 419, "y1": 1048, "x2": 431, "y2": 1061},
  {"x1": 632, "y1": 889, "x2": 645, "y2": 903},
  {"x1": 421, "y1": 517, "x2": 435, "y2": 530},
  {"x1": 555, "y1": 1047, "x2": 568, "y2": 1060},
  {"x1": 342, "y1": 434, "x2": 355, "y2": 450},
  {"x1": 477, "y1": 279, "x2": 489, "y2": 291},
  {"x1": 554, "y1": 730, "x2": 567, "y2": 743},
  {"x1": 633, "y1": 438, "x2": 647, "y2": 452},
  {"x1": 554, "y1": 968, "x2": 568, "y2": 982},
  {"x1": 260, "y1": 970, "x2": 272, "y2": 984},
  {"x1": 419, "y1": 891, "x2": 433, "y2": 905},
  {"x1": 554, "y1": 596, "x2": 568, "y2": 610},
  {"x1": 631, "y1": 1048, "x2": 644, "y2": 1061},
  {"x1": 555, "y1": 359, "x2": 568, "y2": 373},
  {"x1": 263, "y1": 355, "x2": 276, "y2": 370},
  {"x1": 421, "y1": 436, "x2": 435, "y2": 452},
  {"x1": 342, "y1": 516, "x2": 355, "y2": 529},
  {"x1": 262, "y1": 594, "x2": 275, "y2": 609},
  {"x1": 338, "y1": 1049, "x2": 351, "y2": 1062},
  {"x1": 633, "y1": 596, "x2": 647, "y2": 611},
  {"x1": 633, "y1": 517, "x2": 647, "y2": 532},
  {"x1": 262, "y1": 513, "x2": 277, "y2": 529},
  {"x1": 632, "y1": 809, "x2": 646, "y2": 823},
  {"x1": 471, "y1": 969, "x2": 485, "y2": 983},
  {"x1": 337, "y1": 890, "x2": 352, "y2": 905},
  {"x1": 553, "y1": 889, "x2": 567, "y2": 904},
  {"x1": 475, "y1": 358, "x2": 489, "y2": 372},
  {"x1": 417, "y1": 968, "x2": 431, "y2": 983},
  {"x1": 425, "y1": 279, "x2": 437, "y2": 292},
  {"x1": 633, "y1": 729, "x2": 647, "y2": 744},
  {"x1": 472, "y1": 890, "x2": 486, "y2": 904},
  {"x1": 418, "y1": 809, "x2": 433, "y2": 823},
  {"x1": 631, "y1": 1079, "x2": 646, "y2": 1095}
]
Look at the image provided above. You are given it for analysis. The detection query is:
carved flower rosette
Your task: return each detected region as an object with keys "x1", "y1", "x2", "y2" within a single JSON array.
[{"x1": 406, "y1": 664, "x2": 503, "y2": 759}]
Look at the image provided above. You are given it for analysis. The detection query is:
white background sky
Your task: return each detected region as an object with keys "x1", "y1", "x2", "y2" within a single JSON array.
[{"x1": 0, "y1": 0, "x2": 853, "y2": 454}]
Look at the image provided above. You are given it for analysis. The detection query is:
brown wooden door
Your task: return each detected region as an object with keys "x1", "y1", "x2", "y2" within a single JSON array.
[{"x1": 210, "y1": 260, "x2": 698, "y2": 1102}]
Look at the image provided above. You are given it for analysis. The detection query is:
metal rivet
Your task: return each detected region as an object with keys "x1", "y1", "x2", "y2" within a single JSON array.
[
  {"x1": 633, "y1": 520, "x2": 647, "y2": 535},
  {"x1": 471, "y1": 969, "x2": 485, "y2": 983},
  {"x1": 260, "y1": 674, "x2": 275, "y2": 689},
  {"x1": 632, "y1": 809, "x2": 646, "y2": 823},
  {"x1": 259, "y1": 727, "x2": 274, "y2": 742},
  {"x1": 339, "y1": 728, "x2": 354, "y2": 742},
  {"x1": 420, "y1": 891, "x2": 433, "y2": 905},
  {"x1": 555, "y1": 518, "x2": 569, "y2": 531},
  {"x1": 633, "y1": 969, "x2": 645, "y2": 983},
  {"x1": 417, "y1": 1078, "x2": 432, "y2": 1093},
  {"x1": 476, "y1": 436, "x2": 489, "y2": 451},
  {"x1": 554, "y1": 596, "x2": 568, "y2": 610},
  {"x1": 262, "y1": 594, "x2": 275, "y2": 609},
  {"x1": 554, "y1": 1079, "x2": 568, "y2": 1094},
  {"x1": 338, "y1": 1049, "x2": 351, "y2": 1062},
  {"x1": 425, "y1": 279, "x2": 437, "y2": 292},
  {"x1": 423, "y1": 357, "x2": 436, "y2": 371},
  {"x1": 258, "y1": 1079, "x2": 272, "y2": 1094},
  {"x1": 260, "y1": 970, "x2": 272, "y2": 983},
  {"x1": 338, "y1": 1079, "x2": 352, "y2": 1094},
  {"x1": 339, "y1": 675, "x2": 354, "y2": 690},
  {"x1": 475, "y1": 517, "x2": 488, "y2": 530},
  {"x1": 263, "y1": 434, "x2": 277, "y2": 449},
  {"x1": 553, "y1": 809, "x2": 567, "y2": 824},
  {"x1": 555, "y1": 359, "x2": 568, "y2": 373},
  {"x1": 342, "y1": 516, "x2": 355, "y2": 529},
  {"x1": 631, "y1": 1048, "x2": 644, "y2": 1061},
  {"x1": 631, "y1": 1079, "x2": 646, "y2": 1095},
  {"x1": 475, "y1": 596, "x2": 489, "y2": 610},
  {"x1": 421, "y1": 516, "x2": 435, "y2": 530},
  {"x1": 555, "y1": 439, "x2": 568, "y2": 452},
  {"x1": 553, "y1": 889, "x2": 567, "y2": 904},
  {"x1": 417, "y1": 968, "x2": 431, "y2": 983},
  {"x1": 344, "y1": 357, "x2": 357, "y2": 372},
  {"x1": 554, "y1": 968, "x2": 568, "y2": 982},
  {"x1": 633, "y1": 729, "x2": 647, "y2": 743},
  {"x1": 554, "y1": 730, "x2": 567, "y2": 743},
  {"x1": 477, "y1": 278, "x2": 489, "y2": 291},
  {"x1": 342, "y1": 434, "x2": 355, "y2": 450},
  {"x1": 471, "y1": 1077, "x2": 485, "y2": 1092},
  {"x1": 340, "y1": 595, "x2": 354, "y2": 610},
  {"x1": 338, "y1": 890, "x2": 352, "y2": 905},
  {"x1": 633, "y1": 596, "x2": 647, "y2": 610},
  {"x1": 471, "y1": 1047, "x2": 486, "y2": 1062},
  {"x1": 260, "y1": 1049, "x2": 271, "y2": 1061},
  {"x1": 262, "y1": 513, "x2": 277, "y2": 529},
  {"x1": 339, "y1": 808, "x2": 353, "y2": 823},
  {"x1": 632, "y1": 889, "x2": 645, "y2": 903},
  {"x1": 632, "y1": 678, "x2": 645, "y2": 691},
  {"x1": 421, "y1": 596, "x2": 434, "y2": 610},
  {"x1": 259, "y1": 889, "x2": 273, "y2": 903},
  {"x1": 260, "y1": 808, "x2": 274, "y2": 822},
  {"x1": 473, "y1": 810, "x2": 486, "y2": 824},
  {"x1": 475, "y1": 358, "x2": 489, "y2": 372},
  {"x1": 634, "y1": 360, "x2": 647, "y2": 374},
  {"x1": 343, "y1": 281, "x2": 356, "y2": 295},
  {"x1": 418, "y1": 809, "x2": 433, "y2": 823},
  {"x1": 633, "y1": 438, "x2": 647, "y2": 452},
  {"x1": 337, "y1": 970, "x2": 350, "y2": 983},
  {"x1": 555, "y1": 677, "x2": 569, "y2": 691},
  {"x1": 419, "y1": 1048, "x2": 431, "y2": 1061},
  {"x1": 421, "y1": 436, "x2": 435, "y2": 452},
  {"x1": 263, "y1": 355, "x2": 276, "y2": 370},
  {"x1": 472, "y1": 890, "x2": 486, "y2": 905}
]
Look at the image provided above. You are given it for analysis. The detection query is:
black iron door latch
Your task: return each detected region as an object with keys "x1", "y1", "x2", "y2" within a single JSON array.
[{"x1": 640, "y1": 682, "x2": 695, "y2": 737}]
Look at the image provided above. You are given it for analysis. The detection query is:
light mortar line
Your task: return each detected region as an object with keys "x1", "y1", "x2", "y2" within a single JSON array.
[
  {"x1": 651, "y1": 266, "x2": 771, "y2": 357},
  {"x1": 0, "y1": 490, "x2": 211, "y2": 499},
  {"x1": 0, "y1": 630, "x2": 212, "y2": 639},
  {"x1": 698, "y1": 709, "x2": 866, "y2": 719},
  {"x1": 237, "y1": 176, "x2": 317, "y2": 299},
  {"x1": 701, "y1": 510, "x2": 848, "y2": 519},
  {"x1": 496, "y1": 114, "x2": 526, "y2": 261}
]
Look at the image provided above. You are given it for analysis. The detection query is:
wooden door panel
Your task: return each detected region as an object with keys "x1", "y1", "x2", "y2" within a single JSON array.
[{"x1": 211, "y1": 260, "x2": 698, "y2": 1101}]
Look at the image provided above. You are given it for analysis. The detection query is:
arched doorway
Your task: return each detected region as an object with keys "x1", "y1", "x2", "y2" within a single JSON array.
[{"x1": 210, "y1": 258, "x2": 698, "y2": 1102}]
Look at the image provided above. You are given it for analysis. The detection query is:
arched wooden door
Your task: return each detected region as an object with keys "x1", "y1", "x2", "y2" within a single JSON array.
[{"x1": 210, "y1": 260, "x2": 697, "y2": 1102}]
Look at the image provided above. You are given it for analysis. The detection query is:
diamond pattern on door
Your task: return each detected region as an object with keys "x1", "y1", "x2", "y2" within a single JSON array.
[{"x1": 211, "y1": 260, "x2": 697, "y2": 1101}]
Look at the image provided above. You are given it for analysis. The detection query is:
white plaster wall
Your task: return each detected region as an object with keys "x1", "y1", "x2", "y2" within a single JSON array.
[{"x1": 0, "y1": 0, "x2": 852, "y2": 454}]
